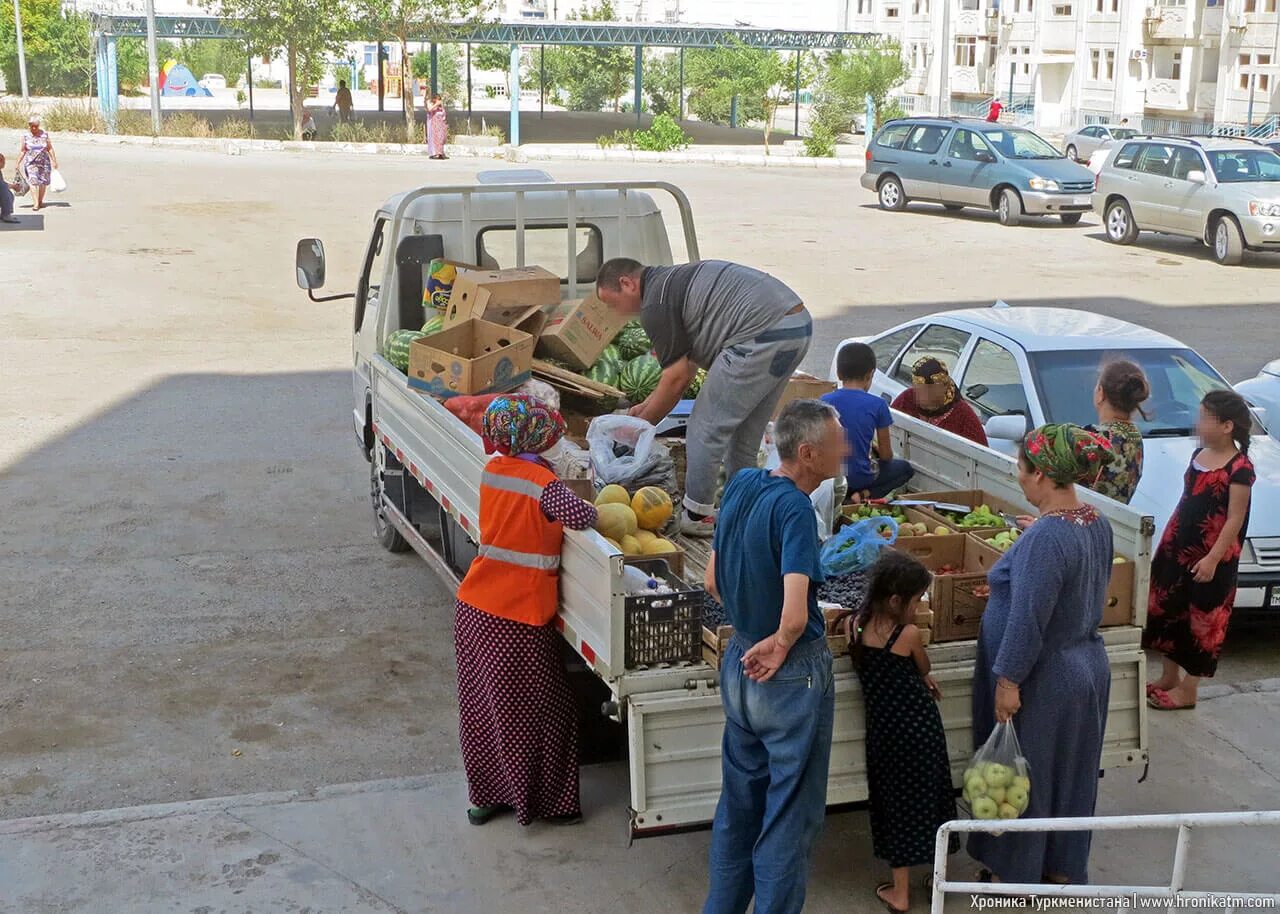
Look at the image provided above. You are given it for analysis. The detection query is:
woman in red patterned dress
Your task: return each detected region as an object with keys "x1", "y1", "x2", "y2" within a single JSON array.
[{"x1": 1144, "y1": 391, "x2": 1256, "y2": 711}]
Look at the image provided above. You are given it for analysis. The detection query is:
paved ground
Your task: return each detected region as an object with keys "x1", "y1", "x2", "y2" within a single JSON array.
[{"x1": 1, "y1": 135, "x2": 1278, "y2": 910}]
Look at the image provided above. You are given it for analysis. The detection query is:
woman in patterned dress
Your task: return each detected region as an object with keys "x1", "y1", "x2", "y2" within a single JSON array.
[
  {"x1": 970, "y1": 424, "x2": 1114, "y2": 886},
  {"x1": 19, "y1": 116, "x2": 58, "y2": 212},
  {"x1": 425, "y1": 94, "x2": 448, "y2": 159},
  {"x1": 890, "y1": 357, "x2": 988, "y2": 447},
  {"x1": 453, "y1": 395, "x2": 597, "y2": 826},
  {"x1": 1144, "y1": 391, "x2": 1255, "y2": 711},
  {"x1": 1086, "y1": 360, "x2": 1149, "y2": 505}
]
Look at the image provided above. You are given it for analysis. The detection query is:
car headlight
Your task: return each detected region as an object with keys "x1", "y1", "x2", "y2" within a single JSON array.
[
  {"x1": 1240, "y1": 540, "x2": 1257, "y2": 565},
  {"x1": 1029, "y1": 177, "x2": 1060, "y2": 191},
  {"x1": 1248, "y1": 201, "x2": 1280, "y2": 217}
]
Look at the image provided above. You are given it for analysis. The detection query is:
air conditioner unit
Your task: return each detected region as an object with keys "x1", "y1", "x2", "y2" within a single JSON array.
[
  {"x1": 1228, "y1": 13, "x2": 1248, "y2": 29},
  {"x1": 1143, "y1": 5, "x2": 1161, "y2": 19},
  {"x1": 1131, "y1": 48, "x2": 1149, "y2": 60}
]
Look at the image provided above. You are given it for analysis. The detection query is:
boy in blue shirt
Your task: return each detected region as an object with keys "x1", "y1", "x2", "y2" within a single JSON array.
[{"x1": 821, "y1": 342, "x2": 914, "y2": 499}]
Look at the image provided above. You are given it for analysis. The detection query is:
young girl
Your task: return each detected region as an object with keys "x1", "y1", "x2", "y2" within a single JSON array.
[
  {"x1": 837, "y1": 551, "x2": 955, "y2": 913},
  {"x1": 1144, "y1": 390, "x2": 1256, "y2": 711}
]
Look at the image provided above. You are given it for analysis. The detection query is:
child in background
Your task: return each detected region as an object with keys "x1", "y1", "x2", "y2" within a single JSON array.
[
  {"x1": 822, "y1": 342, "x2": 914, "y2": 499},
  {"x1": 1144, "y1": 390, "x2": 1256, "y2": 711},
  {"x1": 834, "y1": 550, "x2": 954, "y2": 913}
]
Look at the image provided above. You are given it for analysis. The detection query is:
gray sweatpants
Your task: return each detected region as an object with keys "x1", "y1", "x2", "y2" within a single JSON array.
[{"x1": 684, "y1": 309, "x2": 813, "y2": 516}]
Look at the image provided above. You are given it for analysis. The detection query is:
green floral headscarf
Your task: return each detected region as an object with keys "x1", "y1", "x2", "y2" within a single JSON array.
[{"x1": 1022, "y1": 423, "x2": 1113, "y2": 487}]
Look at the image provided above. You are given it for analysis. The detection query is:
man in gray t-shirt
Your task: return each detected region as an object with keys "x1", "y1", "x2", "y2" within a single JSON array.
[{"x1": 596, "y1": 258, "x2": 812, "y2": 536}]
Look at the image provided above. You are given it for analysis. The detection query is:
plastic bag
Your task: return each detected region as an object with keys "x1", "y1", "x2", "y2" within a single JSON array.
[
  {"x1": 587, "y1": 415, "x2": 672, "y2": 489},
  {"x1": 10, "y1": 168, "x2": 29, "y2": 197},
  {"x1": 516, "y1": 377, "x2": 560, "y2": 413},
  {"x1": 422, "y1": 258, "x2": 457, "y2": 312},
  {"x1": 962, "y1": 721, "x2": 1031, "y2": 821},
  {"x1": 49, "y1": 169, "x2": 67, "y2": 193},
  {"x1": 810, "y1": 478, "x2": 837, "y2": 541},
  {"x1": 820, "y1": 515, "x2": 897, "y2": 577},
  {"x1": 544, "y1": 438, "x2": 593, "y2": 481}
]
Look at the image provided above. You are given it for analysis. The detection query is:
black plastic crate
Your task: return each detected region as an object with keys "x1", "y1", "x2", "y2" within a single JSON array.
[{"x1": 623, "y1": 558, "x2": 703, "y2": 669}]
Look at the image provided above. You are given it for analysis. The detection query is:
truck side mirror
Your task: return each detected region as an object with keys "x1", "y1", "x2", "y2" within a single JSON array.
[{"x1": 296, "y1": 238, "x2": 326, "y2": 290}]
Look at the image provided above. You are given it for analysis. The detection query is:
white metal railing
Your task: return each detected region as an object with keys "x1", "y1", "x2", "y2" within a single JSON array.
[{"x1": 932, "y1": 810, "x2": 1280, "y2": 913}]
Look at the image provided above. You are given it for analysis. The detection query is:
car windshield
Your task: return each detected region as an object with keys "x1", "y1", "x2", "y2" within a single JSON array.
[
  {"x1": 1028, "y1": 348, "x2": 1259, "y2": 437},
  {"x1": 1207, "y1": 149, "x2": 1280, "y2": 183},
  {"x1": 1110, "y1": 128, "x2": 1138, "y2": 139},
  {"x1": 982, "y1": 128, "x2": 1062, "y2": 159}
]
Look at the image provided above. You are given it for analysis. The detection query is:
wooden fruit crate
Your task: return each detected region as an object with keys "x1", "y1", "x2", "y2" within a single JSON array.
[{"x1": 907, "y1": 489, "x2": 1021, "y2": 535}]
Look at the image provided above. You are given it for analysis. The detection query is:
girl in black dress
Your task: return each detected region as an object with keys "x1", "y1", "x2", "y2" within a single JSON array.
[{"x1": 841, "y1": 551, "x2": 956, "y2": 913}]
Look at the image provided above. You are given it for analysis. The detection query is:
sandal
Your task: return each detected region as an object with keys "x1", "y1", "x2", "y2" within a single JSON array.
[
  {"x1": 1147, "y1": 688, "x2": 1196, "y2": 711},
  {"x1": 875, "y1": 883, "x2": 908, "y2": 914}
]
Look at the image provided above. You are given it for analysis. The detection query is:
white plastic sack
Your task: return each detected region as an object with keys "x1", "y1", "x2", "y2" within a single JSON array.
[
  {"x1": 544, "y1": 438, "x2": 592, "y2": 481},
  {"x1": 49, "y1": 169, "x2": 67, "y2": 193},
  {"x1": 811, "y1": 478, "x2": 837, "y2": 541},
  {"x1": 587, "y1": 415, "x2": 669, "y2": 488},
  {"x1": 516, "y1": 377, "x2": 560, "y2": 412}
]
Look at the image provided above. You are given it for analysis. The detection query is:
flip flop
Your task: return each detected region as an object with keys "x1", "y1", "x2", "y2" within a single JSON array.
[
  {"x1": 875, "y1": 883, "x2": 908, "y2": 914},
  {"x1": 1147, "y1": 688, "x2": 1196, "y2": 711}
]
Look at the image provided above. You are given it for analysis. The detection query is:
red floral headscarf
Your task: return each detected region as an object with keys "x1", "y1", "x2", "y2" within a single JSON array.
[{"x1": 1022, "y1": 423, "x2": 1113, "y2": 486}]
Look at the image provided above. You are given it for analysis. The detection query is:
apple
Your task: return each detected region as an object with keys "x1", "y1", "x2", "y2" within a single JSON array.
[
  {"x1": 972, "y1": 796, "x2": 999, "y2": 820},
  {"x1": 964, "y1": 772, "x2": 988, "y2": 798},
  {"x1": 1005, "y1": 783, "x2": 1029, "y2": 812},
  {"x1": 998, "y1": 802, "x2": 1020, "y2": 820},
  {"x1": 934, "y1": 526, "x2": 950, "y2": 536},
  {"x1": 987, "y1": 786, "x2": 1006, "y2": 805},
  {"x1": 1011, "y1": 775, "x2": 1031, "y2": 793},
  {"x1": 983, "y1": 762, "x2": 1013, "y2": 789}
]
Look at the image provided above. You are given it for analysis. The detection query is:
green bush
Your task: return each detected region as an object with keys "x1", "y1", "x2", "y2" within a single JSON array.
[
  {"x1": 597, "y1": 129, "x2": 634, "y2": 150},
  {"x1": 213, "y1": 117, "x2": 255, "y2": 139},
  {"x1": 161, "y1": 112, "x2": 215, "y2": 138},
  {"x1": 632, "y1": 114, "x2": 690, "y2": 152},
  {"x1": 803, "y1": 121, "x2": 837, "y2": 158},
  {"x1": 115, "y1": 109, "x2": 153, "y2": 136}
]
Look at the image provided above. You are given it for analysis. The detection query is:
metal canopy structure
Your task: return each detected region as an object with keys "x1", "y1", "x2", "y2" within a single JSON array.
[{"x1": 88, "y1": 14, "x2": 882, "y2": 143}]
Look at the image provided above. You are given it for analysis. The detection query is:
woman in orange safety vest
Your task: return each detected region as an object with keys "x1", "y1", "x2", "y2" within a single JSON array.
[{"x1": 454, "y1": 394, "x2": 598, "y2": 827}]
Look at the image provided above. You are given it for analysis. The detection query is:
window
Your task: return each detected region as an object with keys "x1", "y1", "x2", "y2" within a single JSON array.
[
  {"x1": 476, "y1": 225, "x2": 604, "y2": 284},
  {"x1": 955, "y1": 37, "x2": 978, "y2": 68},
  {"x1": 1171, "y1": 147, "x2": 1206, "y2": 180},
  {"x1": 363, "y1": 45, "x2": 377, "y2": 67},
  {"x1": 962, "y1": 340, "x2": 1030, "y2": 422},
  {"x1": 356, "y1": 218, "x2": 388, "y2": 332},
  {"x1": 1171, "y1": 51, "x2": 1182, "y2": 81},
  {"x1": 1052, "y1": 2, "x2": 1072, "y2": 13},
  {"x1": 904, "y1": 124, "x2": 951, "y2": 154},
  {"x1": 1105, "y1": 49, "x2": 1116, "y2": 80},
  {"x1": 1112, "y1": 142, "x2": 1141, "y2": 169},
  {"x1": 1206, "y1": 149, "x2": 1280, "y2": 182},
  {"x1": 1090, "y1": 48, "x2": 1102, "y2": 80},
  {"x1": 949, "y1": 128, "x2": 994, "y2": 161},
  {"x1": 894, "y1": 325, "x2": 973, "y2": 386},
  {"x1": 870, "y1": 326, "x2": 925, "y2": 375},
  {"x1": 885, "y1": 4, "x2": 901, "y2": 16},
  {"x1": 1239, "y1": 53, "x2": 1272, "y2": 91},
  {"x1": 1135, "y1": 143, "x2": 1178, "y2": 177},
  {"x1": 1022, "y1": 45, "x2": 1033, "y2": 74},
  {"x1": 1260, "y1": 54, "x2": 1273, "y2": 92},
  {"x1": 1244, "y1": 0, "x2": 1255, "y2": 10},
  {"x1": 981, "y1": 127, "x2": 1061, "y2": 158},
  {"x1": 876, "y1": 122, "x2": 914, "y2": 149}
]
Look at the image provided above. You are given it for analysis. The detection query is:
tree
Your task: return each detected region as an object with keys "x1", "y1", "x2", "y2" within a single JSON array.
[
  {"x1": 540, "y1": 1, "x2": 632, "y2": 112},
  {"x1": 0, "y1": 0, "x2": 94, "y2": 96},
  {"x1": 412, "y1": 43, "x2": 462, "y2": 104},
  {"x1": 206, "y1": 0, "x2": 354, "y2": 140},
  {"x1": 643, "y1": 50, "x2": 681, "y2": 117},
  {"x1": 470, "y1": 43, "x2": 509, "y2": 72},
  {"x1": 683, "y1": 43, "x2": 788, "y2": 147},
  {"x1": 812, "y1": 42, "x2": 909, "y2": 137}
]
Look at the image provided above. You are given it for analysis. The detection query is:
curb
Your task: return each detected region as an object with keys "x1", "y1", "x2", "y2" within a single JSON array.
[{"x1": 2, "y1": 128, "x2": 866, "y2": 171}]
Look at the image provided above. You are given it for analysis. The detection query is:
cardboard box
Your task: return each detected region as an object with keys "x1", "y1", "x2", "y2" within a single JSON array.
[
  {"x1": 1103, "y1": 557, "x2": 1136, "y2": 628},
  {"x1": 894, "y1": 534, "x2": 993, "y2": 642},
  {"x1": 772, "y1": 372, "x2": 837, "y2": 419},
  {"x1": 444, "y1": 266, "x2": 562, "y2": 328},
  {"x1": 908, "y1": 489, "x2": 1022, "y2": 534},
  {"x1": 535, "y1": 294, "x2": 627, "y2": 369},
  {"x1": 407, "y1": 318, "x2": 534, "y2": 398}
]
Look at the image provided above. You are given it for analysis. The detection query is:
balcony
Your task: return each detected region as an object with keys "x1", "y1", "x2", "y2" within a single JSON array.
[
  {"x1": 1146, "y1": 4, "x2": 1197, "y2": 42},
  {"x1": 950, "y1": 65, "x2": 994, "y2": 95},
  {"x1": 1040, "y1": 18, "x2": 1077, "y2": 52},
  {"x1": 953, "y1": 6, "x2": 988, "y2": 35},
  {"x1": 1145, "y1": 77, "x2": 1192, "y2": 110},
  {"x1": 1201, "y1": 5, "x2": 1224, "y2": 39}
]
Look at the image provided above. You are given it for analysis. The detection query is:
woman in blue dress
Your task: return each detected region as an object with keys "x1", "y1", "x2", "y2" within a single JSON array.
[{"x1": 970, "y1": 424, "x2": 1115, "y2": 886}]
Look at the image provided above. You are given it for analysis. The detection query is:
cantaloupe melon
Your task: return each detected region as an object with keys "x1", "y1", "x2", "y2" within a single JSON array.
[
  {"x1": 642, "y1": 537, "x2": 678, "y2": 555},
  {"x1": 631, "y1": 486, "x2": 673, "y2": 531},
  {"x1": 595, "y1": 484, "x2": 631, "y2": 507},
  {"x1": 604, "y1": 537, "x2": 622, "y2": 551},
  {"x1": 595, "y1": 503, "x2": 638, "y2": 540},
  {"x1": 633, "y1": 529, "x2": 659, "y2": 547},
  {"x1": 620, "y1": 534, "x2": 642, "y2": 555}
]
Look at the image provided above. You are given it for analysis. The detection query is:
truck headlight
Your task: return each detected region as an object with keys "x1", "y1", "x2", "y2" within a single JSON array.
[
  {"x1": 1248, "y1": 201, "x2": 1280, "y2": 217},
  {"x1": 1029, "y1": 177, "x2": 1060, "y2": 191},
  {"x1": 1240, "y1": 540, "x2": 1257, "y2": 565}
]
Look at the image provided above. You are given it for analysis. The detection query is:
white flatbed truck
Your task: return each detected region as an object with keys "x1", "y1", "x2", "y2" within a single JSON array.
[{"x1": 295, "y1": 171, "x2": 1150, "y2": 837}]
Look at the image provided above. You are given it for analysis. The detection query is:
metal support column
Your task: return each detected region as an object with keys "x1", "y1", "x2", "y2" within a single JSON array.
[
  {"x1": 378, "y1": 43, "x2": 386, "y2": 112},
  {"x1": 509, "y1": 42, "x2": 521, "y2": 145},
  {"x1": 12, "y1": 0, "x2": 30, "y2": 99},
  {"x1": 105, "y1": 35, "x2": 120, "y2": 131},
  {"x1": 95, "y1": 35, "x2": 108, "y2": 122},
  {"x1": 246, "y1": 49, "x2": 255, "y2": 121},
  {"x1": 430, "y1": 42, "x2": 438, "y2": 96},
  {"x1": 466, "y1": 43, "x2": 472, "y2": 121},
  {"x1": 794, "y1": 50, "x2": 801, "y2": 136},
  {"x1": 540, "y1": 45, "x2": 545, "y2": 118},
  {"x1": 634, "y1": 45, "x2": 643, "y2": 125},
  {"x1": 145, "y1": 0, "x2": 162, "y2": 135},
  {"x1": 678, "y1": 47, "x2": 685, "y2": 120},
  {"x1": 730, "y1": 94, "x2": 738, "y2": 128}
]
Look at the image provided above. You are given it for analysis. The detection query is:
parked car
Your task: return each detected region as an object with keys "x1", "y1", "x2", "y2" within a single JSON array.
[
  {"x1": 1236, "y1": 358, "x2": 1280, "y2": 441},
  {"x1": 1093, "y1": 135, "x2": 1280, "y2": 265},
  {"x1": 1265, "y1": 139, "x2": 1280, "y2": 156},
  {"x1": 1063, "y1": 123, "x2": 1140, "y2": 162},
  {"x1": 861, "y1": 116, "x2": 1097, "y2": 226},
  {"x1": 828, "y1": 304, "x2": 1280, "y2": 611},
  {"x1": 198, "y1": 73, "x2": 228, "y2": 91}
]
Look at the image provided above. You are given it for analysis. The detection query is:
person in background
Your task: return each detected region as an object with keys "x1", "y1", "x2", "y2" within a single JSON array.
[
  {"x1": 970, "y1": 424, "x2": 1114, "y2": 886},
  {"x1": 0, "y1": 154, "x2": 19, "y2": 224},
  {"x1": 595, "y1": 257, "x2": 811, "y2": 539},
  {"x1": 836, "y1": 551, "x2": 955, "y2": 913},
  {"x1": 19, "y1": 116, "x2": 57, "y2": 212},
  {"x1": 890, "y1": 357, "x2": 988, "y2": 447},
  {"x1": 823, "y1": 342, "x2": 914, "y2": 499},
  {"x1": 987, "y1": 99, "x2": 1003, "y2": 122},
  {"x1": 300, "y1": 110, "x2": 318, "y2": 141},
  {"x1": 334, "y1": 79, "x2": 354, "y2": 123},
  {"x1": 1086, "y1": 360, "x2": 1150, "y2": 505},
  {"x1": 702, "y1": 399, "x2": 848, "y2": 914},
  {"x1": 1144, "y1": 390, "x2": 1255, "y2": 712},
  {"x1": 452, "y1": 395, "x2": 597, "y2": 827},
  {"x1": 426, "y1": 93, "x2": 449, "y2": 159}
]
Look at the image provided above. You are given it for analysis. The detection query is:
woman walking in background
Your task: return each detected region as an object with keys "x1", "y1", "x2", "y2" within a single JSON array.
[
  {"x1": 426, "y1": 93, "x2": 448, "y2": 159},
  {"x1": 970, "y1": 424, "x2": 1114, "y2": 886},
  {"x1": 19, "y1": 116, "x2": 57, "y2": 212},
  {"x1": 1145, "y1": 390, "x2": 1255, "y2": 712},
  {"x1": 1087, "y1": 360, "x2": 1150, "y2": 505},
  {"x1": 453, "y1": 395, "x2": 597, "y2": 827}
]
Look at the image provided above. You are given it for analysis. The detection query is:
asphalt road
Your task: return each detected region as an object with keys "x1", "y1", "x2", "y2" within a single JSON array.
[{"x1": 1, "y1": 136, "x2": 1278, "y2": 823}]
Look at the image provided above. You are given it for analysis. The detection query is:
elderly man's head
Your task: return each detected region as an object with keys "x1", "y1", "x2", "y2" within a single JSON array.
[
  {"x1": 774, "y1": 399, "x2": 848, "y2": 486},
  {"x1": 595, "y1": 257, "x2": 645, "y2": 315}
]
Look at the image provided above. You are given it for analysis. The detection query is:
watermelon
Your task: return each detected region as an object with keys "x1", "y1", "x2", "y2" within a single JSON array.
[
  {"x1": 586, "y1": 344, "x2": 623, "y2": 387},
  {"x1": 421, "y1": 315, "x2": 445, "y2": 335},
  {"x1": 383, "y1": 329, "x2": 426, "y2": 372},
  {"x1": 685, "y1": 368, "x2": 707, "y2": 399},
  {"x1": 614, "y1": 321, "x2": 652, "y2": 360},
  {"x1": 619, "y1": 354, "x2": 662, "y2": 403}
]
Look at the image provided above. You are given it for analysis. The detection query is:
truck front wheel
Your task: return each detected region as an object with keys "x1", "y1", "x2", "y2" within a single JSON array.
[{"x1": 372, "y1": 448, "x2": 411, "y2": 553}]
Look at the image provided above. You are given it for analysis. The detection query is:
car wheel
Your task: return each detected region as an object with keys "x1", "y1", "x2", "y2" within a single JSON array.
[
  {"x1": 996, "y1": 188, "x2": 1022, "y2": 227},
  {"x1": 1066, "y1": 144, "x2": 1078, "y2": 162},
  {"x1": 878, "y1": 176, "x2": 907, "y2": 212},
  {"x1": 1105, "y1": 199, "x2": 1138, "y2": 245},
  {"x1": 943, "y1": 203, "x2": 965, "y2": 212},
  {"x1": 1060, "y1": 212, "x2": 1083, "y2": 226},
  {"x1": 1213, "y1": 215, "x2": 1245, "y2": 266}
]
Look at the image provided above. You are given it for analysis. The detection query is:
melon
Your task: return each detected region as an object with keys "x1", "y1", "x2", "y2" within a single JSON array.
[
  {"x1": 614, "y1": 321, "x2": 652, "y2": 360},
  {"x1": 595, "y1": 484, "x2": 631, "y2": 507},
  {"x1": 685, "y1": 368, "x2": 707, "y2": 399},
  {"x1": 420, "y1": 315, "x2": 445, "y2": 335},
  {"x1": 604, "y1": 537, "x2": 622, "y2": 551},
  {"x1": 631, "y1": 486, "x2": 674, "y2": 531},
  {"x1": 642, "y1": 537, "x2": 679, "y2": 555},
  {"x1": 383, "y1": 329, "x2": 426, "y2": 372},
  {"x1": 586, "y1": 344, "x2": 623, "y2": 387},
  {"x1": 633, "y1": 529, "x2": 659, "y2": 548},
  {"x1": 619, "y1": 354, "x2": 662, "y2": 403},
  {"x1": 620, "y1": 534, "x2": 642, "y2": 555},
  {"x1": 595, "y1": 503, "x2": 638, "y2": 541}
]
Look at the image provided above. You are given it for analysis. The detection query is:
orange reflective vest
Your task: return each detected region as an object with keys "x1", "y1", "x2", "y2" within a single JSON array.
[{"x1": 456, "y1": 456, "x2": 564, "y2": 626}]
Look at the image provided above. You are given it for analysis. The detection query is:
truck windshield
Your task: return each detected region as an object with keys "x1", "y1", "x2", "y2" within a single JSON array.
[
  {"x1": 1207, "y1": 149, "x2": 1280, "y2": 183},
  {"x1": 1028, "y1": 348, "x2": 1245, "y2": 437},
  {"x1": 982, "y1": 128, "x2": 1062, "y2": 159}
]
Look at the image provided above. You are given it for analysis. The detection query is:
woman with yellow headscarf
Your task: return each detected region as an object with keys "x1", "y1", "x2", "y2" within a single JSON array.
[{"x1": 890, "y1": 357, "x2": 989, "y2": 446}]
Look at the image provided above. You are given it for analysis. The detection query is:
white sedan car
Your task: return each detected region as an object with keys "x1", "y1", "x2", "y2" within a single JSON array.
[{"x1": 829, "y1": 305, "x2": 1280, "y2": 611}]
